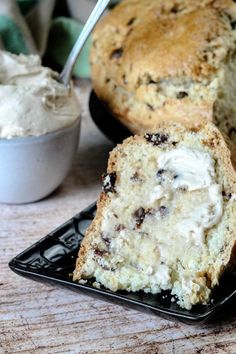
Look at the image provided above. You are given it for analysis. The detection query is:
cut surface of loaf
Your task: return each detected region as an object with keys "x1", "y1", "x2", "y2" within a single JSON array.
[
  {"x1": 73, "y1": 122, "x2": 236, "y2": 309},
  {"x1": 91, "y1": 0, "x2": 236, "y2": 142}
]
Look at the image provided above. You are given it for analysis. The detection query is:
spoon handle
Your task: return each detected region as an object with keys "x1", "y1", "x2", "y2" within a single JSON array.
[{"x1": 60, "y1": 0, "x2": 110, "y2": 86}]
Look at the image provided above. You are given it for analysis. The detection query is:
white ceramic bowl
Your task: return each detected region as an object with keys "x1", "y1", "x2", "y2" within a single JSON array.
[{"x1": 0, "y1": 119, "x2": 80, "y2": 204}]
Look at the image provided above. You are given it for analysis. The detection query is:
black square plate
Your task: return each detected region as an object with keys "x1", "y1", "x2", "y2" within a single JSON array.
[
  {"x1": 89, "y1": 90, "x2": 131, "y2": 144},
  {"x1": 9, "y1": 203, "x2": 236, "y2": 325}
]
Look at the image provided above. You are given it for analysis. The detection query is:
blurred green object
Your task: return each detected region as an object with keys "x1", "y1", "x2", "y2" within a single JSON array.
[
  {"x1": 109, "y1": 0, "x2": 120, "y2": 7},
  {"x1": 17, "y1": 0, "x2": 39, "y2": 15},
  {"x1": 47, "y1": 17, "x2": 91, "y2": 78},
  {"x1": 0, "y1": 15, "x2": 29, "y2": 54}
]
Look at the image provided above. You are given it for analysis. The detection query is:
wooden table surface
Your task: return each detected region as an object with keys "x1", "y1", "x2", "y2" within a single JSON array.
[{"x1": 1, "y1": 80, "x2": 236, "y2": 354}]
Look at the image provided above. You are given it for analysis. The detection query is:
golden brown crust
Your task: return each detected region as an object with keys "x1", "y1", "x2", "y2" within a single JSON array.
[
  {"x1": 92, "y1": 0, "x2": 236, "y2": 83},
  {"x1": 74, "y1": 193, "x2": 109, "y2": 277},
  {"x1": 90, "y1": 0, "x2": 236, "y2": 135}
]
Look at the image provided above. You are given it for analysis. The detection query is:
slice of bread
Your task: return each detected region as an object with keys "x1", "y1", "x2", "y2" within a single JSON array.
[
  {"x1": 90, "y1": 0, "x2": 236, "y2": 143},
  {"x1": 73, "y1": 122, "x2": 236, "y2": 309}
]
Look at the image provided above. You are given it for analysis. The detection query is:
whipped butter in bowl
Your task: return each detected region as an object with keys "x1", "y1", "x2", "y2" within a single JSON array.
[{"x1": 0, "y1": 51, "x2": 81, "y2": 204}]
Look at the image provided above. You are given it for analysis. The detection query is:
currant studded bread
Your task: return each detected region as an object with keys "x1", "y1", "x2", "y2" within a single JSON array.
[
  {"x1": 73, "y1": 122, "x2": 236, "y2": 309},
  {"x1": 90, "y1": 0, "x2": 236, "y2": 143}
]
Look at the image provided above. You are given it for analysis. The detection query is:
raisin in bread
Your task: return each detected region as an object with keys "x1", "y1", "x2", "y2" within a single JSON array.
[
  {"x1": 73, "y1": 122, "x2": 236, "y2": 309},
  {"x1": 90, "y1": 0, "x2": 236, "y2": 143}
]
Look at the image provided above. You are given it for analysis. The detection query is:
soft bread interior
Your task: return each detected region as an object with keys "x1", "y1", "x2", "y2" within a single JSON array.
[{"x1": 74, "y1": 123, "x2": 236, "y2": 309}]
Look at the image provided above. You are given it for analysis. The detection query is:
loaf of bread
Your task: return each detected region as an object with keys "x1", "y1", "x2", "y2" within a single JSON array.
[
  {"x1": 73, "y1": 122, "x2": 236, "y2": 309},
  {"x1": 90, "y1": 0, "x2": 236, "y2": 143}
]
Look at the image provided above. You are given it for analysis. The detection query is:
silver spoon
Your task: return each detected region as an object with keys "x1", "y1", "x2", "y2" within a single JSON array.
[{"x1": 59, "y1": 0, "x2": 110, "y2": 86}]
